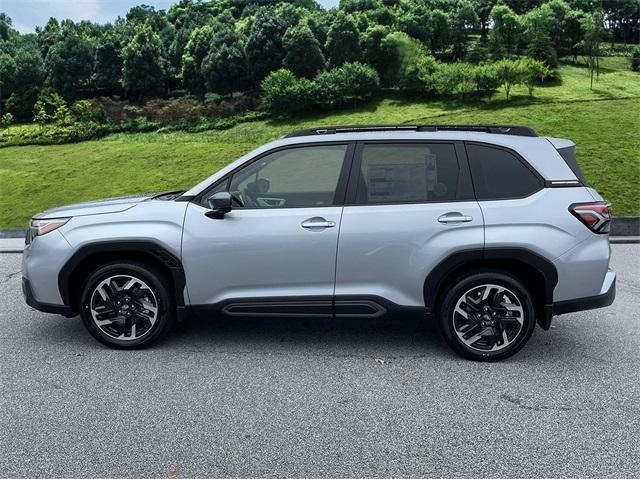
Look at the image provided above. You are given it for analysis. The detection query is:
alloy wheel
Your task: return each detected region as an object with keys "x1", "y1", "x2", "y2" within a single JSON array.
[
  {"x1": 89, "y1": 274, "x2": 159, "y2": 341},
  {"x1": 452, "y1": 283, "x2": 524, "y2": 352}
]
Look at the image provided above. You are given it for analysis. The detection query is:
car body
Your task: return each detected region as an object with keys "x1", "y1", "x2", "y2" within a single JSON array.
[{"x1": 22, "y1": 125, "x2": 616, "y2": 360}]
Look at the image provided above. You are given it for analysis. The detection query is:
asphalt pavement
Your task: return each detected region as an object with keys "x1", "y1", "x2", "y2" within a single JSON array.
[{"x1": 1, "y1": 245, "x2": 639, "y2": 478}]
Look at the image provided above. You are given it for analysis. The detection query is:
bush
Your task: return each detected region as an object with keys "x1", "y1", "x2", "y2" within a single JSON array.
[
  {"x1": 261, "y1": 69, "x2": 317, "y2": 114},
  {"x1": 399, "y1": 54, "x2": 438, "y2": 95},
  {"x1": 314, "y1": 62, "x2": 379, "y2": 109},
  {"x1": 32, "y1": 89, "x2": 68, "y2": 124},
  {"x1": 473, "y1": 63, "x2": 501, "y2": 97},
  {"x1": 432, "y1": 63, "x2": 475, "y2": 98},
  {"x1": 631, "y1": 46, "x2": 640, "y2": 72},
  {"x1": 71, "y1": 100, "x2": 107, "y2": 123},
  {"x1": 519, "y1": 58, "x2": 551, "y2": 97},
  {"x1": 494, "y1": 59, "x2": 523, "y2": 100},
  {"x1": 0, "y1": 113, "x2": 14, "y2": 129},
  {"x1": 142, "y1": 98, "x2": 205, "y2": 123}
]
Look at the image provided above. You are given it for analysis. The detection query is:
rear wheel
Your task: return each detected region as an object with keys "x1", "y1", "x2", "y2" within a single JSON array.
[
  {"x1": 79, "y1": 261, "x2": 175, "y2": 349},
  {"x1": 438, "y1": 271, "x2": 535, "y2": 361}
]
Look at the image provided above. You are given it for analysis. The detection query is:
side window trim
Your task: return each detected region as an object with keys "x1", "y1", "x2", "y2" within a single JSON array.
[
  {"x1": 464, "y1": 141, "x2": 544, "y2": 201},
  {"x1": 344, "y1": 140, "x2": 474, "y2": 206},
  {"x1": 195, "y1": 141, "x2": 357, "y2": 208}
]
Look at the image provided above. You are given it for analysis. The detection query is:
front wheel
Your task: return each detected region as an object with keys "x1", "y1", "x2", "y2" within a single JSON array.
[
  {"x1": 79, "y1": 261, "x2": 175, "y2": 349},
  {"x1": 438, "y1": 272, "x2": 535, "y2": 361}
]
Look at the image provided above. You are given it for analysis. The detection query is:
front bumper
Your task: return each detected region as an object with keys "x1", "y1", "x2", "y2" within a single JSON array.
[
  {"x1": 553, "y1": 270, "x2": 616, "y2": 316},
  {"x1": 22, "y1": 277, "x2": 74, "y2": 316}
]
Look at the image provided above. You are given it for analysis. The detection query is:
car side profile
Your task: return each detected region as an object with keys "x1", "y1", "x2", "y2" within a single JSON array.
[{"x1": 22, "y1": 125, "x2": 616, "y2": 361}]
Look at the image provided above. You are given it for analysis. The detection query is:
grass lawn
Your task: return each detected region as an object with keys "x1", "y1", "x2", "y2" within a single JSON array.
[{"x1": 0, "y1": 60, "x2": 638, "y2": 228}]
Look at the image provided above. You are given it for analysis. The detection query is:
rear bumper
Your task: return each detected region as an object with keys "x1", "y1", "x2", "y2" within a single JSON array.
[
  {"x1": 22, "y1": 277, "x2": 73, "y2": 317},
  {"x1": 553, "y1": 270, "x2": 616, "y2": 316}
]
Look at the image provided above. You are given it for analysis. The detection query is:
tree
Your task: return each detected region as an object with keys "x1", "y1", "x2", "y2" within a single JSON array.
[
  {"x1": 44, "y1": 30, "x2": 94, "y2": 100},
  {"x1": 261, "y1": 68, "x2": 316, "y2": 114},
  {"x1": 494, "y1": 58, "x2": 523, "y2": 100},
  {"x1": 0, "y1": 52, "x2": 16, "y2": 115},
  {"x1": 361, "y1": 25, "x2": 392, "y2": 84},
  {"x1": 122, "y1": 26, "x2": 167, "y2": 100},
  {"x1": 489, "y1": 4, "x2": 521, "y2": 58},
  {"x1": 578, "y1": 11, "x2": 607, "y2": 89},
  {"x1": 523, "y1": 5, "x2": 558, "y2": 67},
  {"x1": 245, "y1": 7, "x2": 291, "y2": 85},
  {"x1": 201, "y1": 21, "x2": 248, "y2": 96},
  {"x1": 325, "y1": 12, "x2": 361, "y2": 68},
  {"x1": 519, "y1": 57, "x2": 550, "y2": 96},
  {"x1": 181, "y1": 25, "x2": 214, "y2": 98},
  {"x1": 94, "y1": 35, "x2": 123, "y2": 94},
  {"x1": 450, "y1": 1, "x2": 479, "y2": 60},
  {"x1": 283, "y1": 24, "x2": 325, "y2": 79}
]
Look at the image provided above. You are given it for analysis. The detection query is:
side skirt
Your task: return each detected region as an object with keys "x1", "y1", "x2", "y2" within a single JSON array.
[{"x1": 190, "y1": 295, "x2": 425, "y2": 320}]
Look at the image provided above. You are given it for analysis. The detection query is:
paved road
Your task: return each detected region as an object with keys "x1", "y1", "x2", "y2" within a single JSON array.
[{"x1": 1, "y1": 246, "x2": 639, "y2": 478}]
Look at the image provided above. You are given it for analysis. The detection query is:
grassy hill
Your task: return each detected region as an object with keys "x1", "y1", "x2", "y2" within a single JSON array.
[{"x1": 0, "y1": 59, "x2": 638, "y2": 229}]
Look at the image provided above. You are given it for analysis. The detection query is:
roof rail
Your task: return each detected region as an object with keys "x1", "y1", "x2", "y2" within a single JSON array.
[{"x1": 284, "y1": 124, "x2": 538, "y2": 138}]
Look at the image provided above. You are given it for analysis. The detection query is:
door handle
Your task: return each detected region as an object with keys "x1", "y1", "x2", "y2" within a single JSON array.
[
  {"x1": 438, "y1": 212, "x2": 473, "y2": 224},
  {"x1": 301, "y1": 217, "x2": 336, "y2": 229}
]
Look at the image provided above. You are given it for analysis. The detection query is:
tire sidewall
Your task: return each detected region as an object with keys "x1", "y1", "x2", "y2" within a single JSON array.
[
  {"x1": 439, "y1": 272, "x2": 535, "y2": 361},
  {"x1": 80, "y1": 262, "x2": 174, "y2": 349}
]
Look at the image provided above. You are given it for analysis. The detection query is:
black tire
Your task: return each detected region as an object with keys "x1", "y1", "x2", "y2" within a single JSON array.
[
  {"x1": 438, "y1": 271, "x2": 535, "y2": 361},
  {"x1": 79, "y1": 261, "x2": 175, "y2": 349}
]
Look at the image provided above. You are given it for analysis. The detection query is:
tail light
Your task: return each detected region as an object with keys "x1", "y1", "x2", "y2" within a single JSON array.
[{"x1": 569, "y1": 202, "x2": 611, "y2": 234}]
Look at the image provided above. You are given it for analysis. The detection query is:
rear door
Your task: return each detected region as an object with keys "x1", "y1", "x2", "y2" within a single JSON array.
[{"x1": 334, "y1": 141, "x2": 484, "y2": 316}]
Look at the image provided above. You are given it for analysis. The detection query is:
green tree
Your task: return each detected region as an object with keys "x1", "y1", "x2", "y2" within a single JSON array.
[
  {"x1": 122, "y1": 25, "x2": 167, "y2": 100},
  {"x1": 578, "y1": 11, "x2": 607, "y2": 89},
  {"x1": 489, "y1": 4, "x2": 521, "y2": 58},
  {"x1": 450, "y1": 1, "x2": 479, "y2": 60},
  {"x1": 283, "y1": 24, "x2": 325, "y2": 79},
  {"x1": 94, "y1": 35, "x2": 123, "y2": 94},
  {"x1": 523, "y1": 6, "x2": 558, "y2": 67},
  {"x1": 181, "y1": 25, "x2": 214, "y2": 98},
  {"x1": 325, "y1": 12, "x2": 361, "y2": 68},
  {"x1": 361, "y1": 25, "x2": 392, "y2": 84},
  {"x1": 202, "y1": 21, "x2": 248, "y2": 97},
  {"x1": 44, "y1": 30, "x2": 94, "y2": 100},
  {"x1": 0, "y1": 52, "x2": 16, "y2": 115},
  {"x1": 519, "y1": 57, "x2": 550, "y2": 96},
  {"x1": 245, "y1": 7, "x2": 292, "y2": 85},
  {"x1": 261, "y1": 68, "x2": 316, "y2": 114},
  {"x1": 494, "y1": 58, "x2": 523, "y2": 100}
]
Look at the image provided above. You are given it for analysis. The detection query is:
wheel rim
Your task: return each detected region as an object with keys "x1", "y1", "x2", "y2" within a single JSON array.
[
  {"x1": 452, "y1": 283, "x2": 524, "y2": 352},
  {"x1": 89, "y1": 275, "x2": 159, "y2": 341}
]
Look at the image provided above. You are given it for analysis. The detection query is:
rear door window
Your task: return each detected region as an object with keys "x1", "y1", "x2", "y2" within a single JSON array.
[
  {"x1": 354, "y1": 143, "x2": 461, "y2": 204},
  {"x1": 466, "y1": 144, "x2": 542, "y2": 200}
]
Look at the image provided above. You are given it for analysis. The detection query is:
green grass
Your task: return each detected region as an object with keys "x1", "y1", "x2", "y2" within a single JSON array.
[{"x1": 1, "y1": 61, "x2": 638, "y2": 228}]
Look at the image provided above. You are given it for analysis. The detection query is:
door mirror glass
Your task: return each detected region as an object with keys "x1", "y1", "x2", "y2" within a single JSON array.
[{"x1": 206, "y1": 191, "x2": 232, "y2": 219}]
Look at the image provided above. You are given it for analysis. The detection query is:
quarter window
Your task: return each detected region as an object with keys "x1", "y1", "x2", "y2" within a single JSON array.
[
  {"x1": 466, "y1": 144, "x2": 542, "y2": 200},
  {"x1": 355, "y1": 143, "x2": 460, "y2": 204},
  {"x1": 220, "y1": 145, "x2": 348, "y2": 208}
]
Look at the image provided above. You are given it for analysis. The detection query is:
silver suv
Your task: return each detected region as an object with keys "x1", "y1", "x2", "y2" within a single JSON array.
[{"x1": 22, "y1": 125, "x2": 616, "y2": 360}]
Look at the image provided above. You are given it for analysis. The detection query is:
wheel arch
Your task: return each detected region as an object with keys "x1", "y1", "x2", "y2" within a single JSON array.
[
  {"x1": 424, "y1": 248, "x2": 558, "y2": 330},
  {"x1": 58, "y1": 240, "x2": 187, "y2": 319}
]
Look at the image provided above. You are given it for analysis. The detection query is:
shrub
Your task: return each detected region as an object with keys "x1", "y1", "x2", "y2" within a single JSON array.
[
  {"x1": 32, "y1": 89, "x2": 68, "y2": 124},
  {"x1": 333, "y1": 62, "x2": 379, "y2": 103},
  {"x1": 71, "y1": 100, "x2": 107, "y2": 123},
  {"x1": 519, "y1": 58, "x2": 551, "y2": 97},
  {"x1": 399, "y1": 54, "x2": 439, "y2": 95},
  {"x1": 631, "y1": 46, "x2": 640, "y2": 72},
  {"x1": 142, "y1": 98, "x2": 205, "y2": 123},
  {"x1": 261, "y1": 69, "x2": 316, "y2": 114},
  {"x1": 473, "y1": 63, "x2": 501, "y2": 97},
  {"x1": 432, "y1": 63, "x2": 475, "y2": 98},
  {"x1": 0, "y1": 112, "x2": 14, "y2": 129},
  {"x1": 494, "y1": 59, "x2": 523, "y2": 100}
]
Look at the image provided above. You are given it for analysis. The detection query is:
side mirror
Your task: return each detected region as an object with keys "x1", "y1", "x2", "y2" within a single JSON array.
[{"x1": 205, "y1": 191, "x2": 232, "y2": 219}]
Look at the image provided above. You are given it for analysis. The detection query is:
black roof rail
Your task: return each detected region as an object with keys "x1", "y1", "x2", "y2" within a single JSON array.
[{"x1": 284, "y1": 124, "x2": 538, "y2": 138}]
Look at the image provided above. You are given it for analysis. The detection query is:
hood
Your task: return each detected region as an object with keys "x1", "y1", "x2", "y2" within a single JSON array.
[{"x1": 33, "y1": 193, "x2": 160, "y2": 219}]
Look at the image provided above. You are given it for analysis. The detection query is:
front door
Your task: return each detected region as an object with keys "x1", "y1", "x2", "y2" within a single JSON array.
[{"x1": 182, "y1": 143, "x2": 352, "y2": 316}]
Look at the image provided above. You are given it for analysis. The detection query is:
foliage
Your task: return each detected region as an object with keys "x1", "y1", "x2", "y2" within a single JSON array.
[
  {"x1": 489, "y1": 4, "x2": 521, "y2": 58},
  {"x1": 325, "y1": 11, "x2": 361, "y2": 68},
  {"x1": 201, "y1": 18, "x2": 248, "y2": 96},
  {"x1": 283, "y1": 24, "x2": 325, "y2": 79},
  {"x1": 519, "y1": 58, "x2": 551, "y2": 97},
  {"x1": 44, "y1": 30, "x2": 94, "y2": 100},
  {"x1": 631, "y1": 46, "x2": 640, "y2": 72},
  {"x1": 122, "y1": 25, "x2": 167, "y2": 100},
  {"x1": 0, "y1": 112, "x2": 13, "y2": 128},
  {"x1": 494, "y1": 59, "x2": 522, "y2": 100}
]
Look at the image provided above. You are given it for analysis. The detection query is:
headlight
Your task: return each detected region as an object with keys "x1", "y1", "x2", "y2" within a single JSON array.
[{"x1": 26, "y1": 218, "x2": 70, "y2": 244}]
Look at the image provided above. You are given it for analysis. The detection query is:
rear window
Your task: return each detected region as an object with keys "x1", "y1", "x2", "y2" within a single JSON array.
[
  {"x1": 466, "y1": 144, "x2": 542, "y2": 200},
  {"x1": 557, "y1": 146, "x2": 588, "y2": 185}
]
